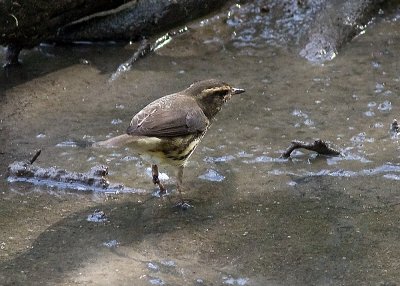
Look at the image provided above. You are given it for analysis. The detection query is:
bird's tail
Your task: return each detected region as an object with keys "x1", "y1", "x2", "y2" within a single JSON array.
[{"x1": 93, "y1": 134, "x2": 135, "y2": 148}]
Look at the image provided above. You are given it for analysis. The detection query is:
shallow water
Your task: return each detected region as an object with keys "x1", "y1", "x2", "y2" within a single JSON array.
[{"x1": 1, "y1": 3, "x2": 400, "y2": 286}]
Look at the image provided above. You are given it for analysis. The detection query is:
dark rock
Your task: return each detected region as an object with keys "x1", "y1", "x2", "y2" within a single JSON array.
[
  {"x1": 299, "y1": 0, "x2": 389, "y2": 63},
  {"x1": 0, "y1": 0, "x2": 227, "y2": 64}
]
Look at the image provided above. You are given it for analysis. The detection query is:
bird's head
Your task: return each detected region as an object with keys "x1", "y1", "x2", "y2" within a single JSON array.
[{"x1": 185, "y1": 79, "x2": 245, "y2": 119}]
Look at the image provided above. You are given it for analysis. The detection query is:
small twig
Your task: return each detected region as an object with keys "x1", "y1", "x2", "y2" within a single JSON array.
[
  {"x1": 390, "y1": 119, "x2": 399, "y2": 139},
  {"x1": 29, "y1": 149, "x2": 42, "y2": 164},
  {"x1": 391, "y1": 119, "x2": 399, "y2": 133},
  {"x1": 109, "y1": 27, "x2": 188, "y2": 82},
  {"x1": 109, "y1": 39, "x2": 151, "y2": 82},
  {"x1": 9, "y1": 14, "x2": 19, "y2": 27},
  {"x1": 281, "y1": 139, "x2": 340, "y2": 158},
  {"x1": 152, "y1": 27, "x2": 188, "y2": 51}
]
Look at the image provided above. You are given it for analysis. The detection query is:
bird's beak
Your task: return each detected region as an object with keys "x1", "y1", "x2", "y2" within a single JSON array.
[{"x1": 232, "y1": 87, "x2": 245, "y2": 95}]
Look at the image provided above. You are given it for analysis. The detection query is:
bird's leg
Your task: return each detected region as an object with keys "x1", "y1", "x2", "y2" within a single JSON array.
[
  {"x1": 174, "y1": 165, "x2": 191, "y2": 209},
  {"x1": 176, "y1": 165, "x2": 184, "y2": 203},
  {"x1": 152, "y1": 164, "x2": 166, "y2": 195}
]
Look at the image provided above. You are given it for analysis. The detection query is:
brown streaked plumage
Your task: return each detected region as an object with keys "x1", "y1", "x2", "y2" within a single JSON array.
[{"x1": 95, "y1": 79, "x2": 245, "y2": 207}]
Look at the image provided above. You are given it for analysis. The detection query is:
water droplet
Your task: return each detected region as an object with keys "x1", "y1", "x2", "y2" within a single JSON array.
[
  {"x1": 147, "y1": 262, "x2": 159, "y2": 271},
  {"x1": 363, "y1": 111, "x2": 375, "y2": 117},
  {"x1": 371, "y1": 61, "x2": 381, "y2": 69},
  {"x1": 149, "y1": 278, "x2": 165, "y2": 285},
  {"x1": 236, "y1": 151, "x2": 253, "y2": 158},
  {"x1": 160, "y1": 260, "x2": 176, "y2": 267},
  {"x1": 111, "y1": 119, "x2": 123, "y2": 125},
  {"x1": 373, "y1": 122, "x2": 384, "y2": 128},
  {"x1": 292, "y1": 109, "x2": 308, "y2": 118},
  {"x1": 374, "y1": 83, "x2": 385, "y2": 93},
  {"x1": 382, "y1": 90, "x2": 393, "y2": 96},
  {"x1": 199, "y1": 169, "x2": 225, "y2": 182},
  {"x1": 204, "y1": 155, "x2": 235, "y2": 163},
  {"x1": 87, "y1": 210, "x2": 108, "y2": 223},
  {"x1": 384, "y1": 174, "x2": 400, "y2": 180},
  {"x1": 56, "y1": 140, "x2": 78, "y2": 148},
  {"x1": 146, "y1": 168, "x2": 169, "y2": 180},
  {"x1": 222, "y1": 276, "x2": 249, "y2": 285},
  {"x1": 304, "y1": 118, "x2": 314, "y2": 126},
  {"x1": 103, "y1": 240, "x2": 119, "y2": 248},
  {"x1": 351, "y1": 132, "x2": 374, "y2": 143},
  {"x1": 121, "y1": 156, "x2": 138, "y2": 161},
  {"x1": 377, "y1": 100, "x2": 392, "y2": 111},
  {"x1": 243, "y1": 156, "x2": 286, "y2": 164},
  {"x1": 196, "y1": 278, "x2": 205, "y2": 284}
]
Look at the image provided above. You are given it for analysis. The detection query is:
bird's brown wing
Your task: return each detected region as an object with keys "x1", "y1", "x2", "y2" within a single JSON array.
[{"x1": 127, "y1": 95, "x2": 209, "y2": 137}]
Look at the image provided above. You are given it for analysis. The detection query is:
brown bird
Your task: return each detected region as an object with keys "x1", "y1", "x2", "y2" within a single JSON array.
[{"x1": 95, "y1": 79, "x2": 245, "y2": 207}]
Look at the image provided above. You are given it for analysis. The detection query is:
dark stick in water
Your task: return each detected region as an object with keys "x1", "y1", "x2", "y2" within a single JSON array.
[
  {"x1": 110, "y1": 27, "x2": 188, "y2": 81},
  {"x1": 281, "y1": 139, "x2": 341, "y2": 158},
  {"x1": 29, "y1": 149, "x2": 42, "y2": 164}
]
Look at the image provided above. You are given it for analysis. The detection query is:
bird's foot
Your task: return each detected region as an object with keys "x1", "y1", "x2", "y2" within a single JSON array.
[
  {"x1": 152, "y1": 174, "x2": 167, "y2": 196},
  {"x1": 152, "y1": 188, "x2": 169, "y2": 198},
  {"x1": 157, "y1": 182, "x2": 167, "y2": 195},
  {"x1": 158, "y1": 187, "x2": 168, "y2": 197},
  {"x1": 173, "y1": 200, "x2": 193, "y2": 210},
  {"x1": 152, "y1": 174, "x2": 160, "y2": 185}
]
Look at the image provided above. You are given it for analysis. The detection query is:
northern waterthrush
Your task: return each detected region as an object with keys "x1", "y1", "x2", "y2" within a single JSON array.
[{"x1": 95, "y1": 79, "x2": 245, "y2": 205}]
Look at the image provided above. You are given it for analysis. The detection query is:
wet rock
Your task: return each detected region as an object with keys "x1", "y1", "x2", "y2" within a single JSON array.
[
  {"x1": 7, "y1": 160, "x2": 109, "y2": 189},
  {"x1": 227, "y1": 0, "x2": 325, "y2": 49},
  {"x1": 299, "y1": 0, "x2": 388, "y2": 63},
  {"x1": 0, "y1": 0, "x2": 226, "y2": 65},
  {"x1": 3, "y1": 44, "x2": 21, "y2": 67},
  {"x1": 55, "y1": 0, "x2": 227, "y2": 42},
  {"x1": 0, "y1": 0, "x2": 129, "y2": 65},
  {"x1": 87, "y1": 209, "x2": 108, "y2": 223},
  {"x1": 1, "y1": 0, "x2": 394, "y2": 65},
  {"x1": 228, "y1": 0, "x2": 392, "y2": 63},
  {"x1": 7, "y1": 160, "x2": 145, "y2": 193}
]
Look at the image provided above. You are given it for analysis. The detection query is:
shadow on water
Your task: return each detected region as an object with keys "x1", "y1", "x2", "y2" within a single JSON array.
[
  {"x1": 0, "y1": 171, "x2": 243, "y2": 285},
  {"x1": 0, "y1": 43, "x2": 143, "y2": 93}
]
